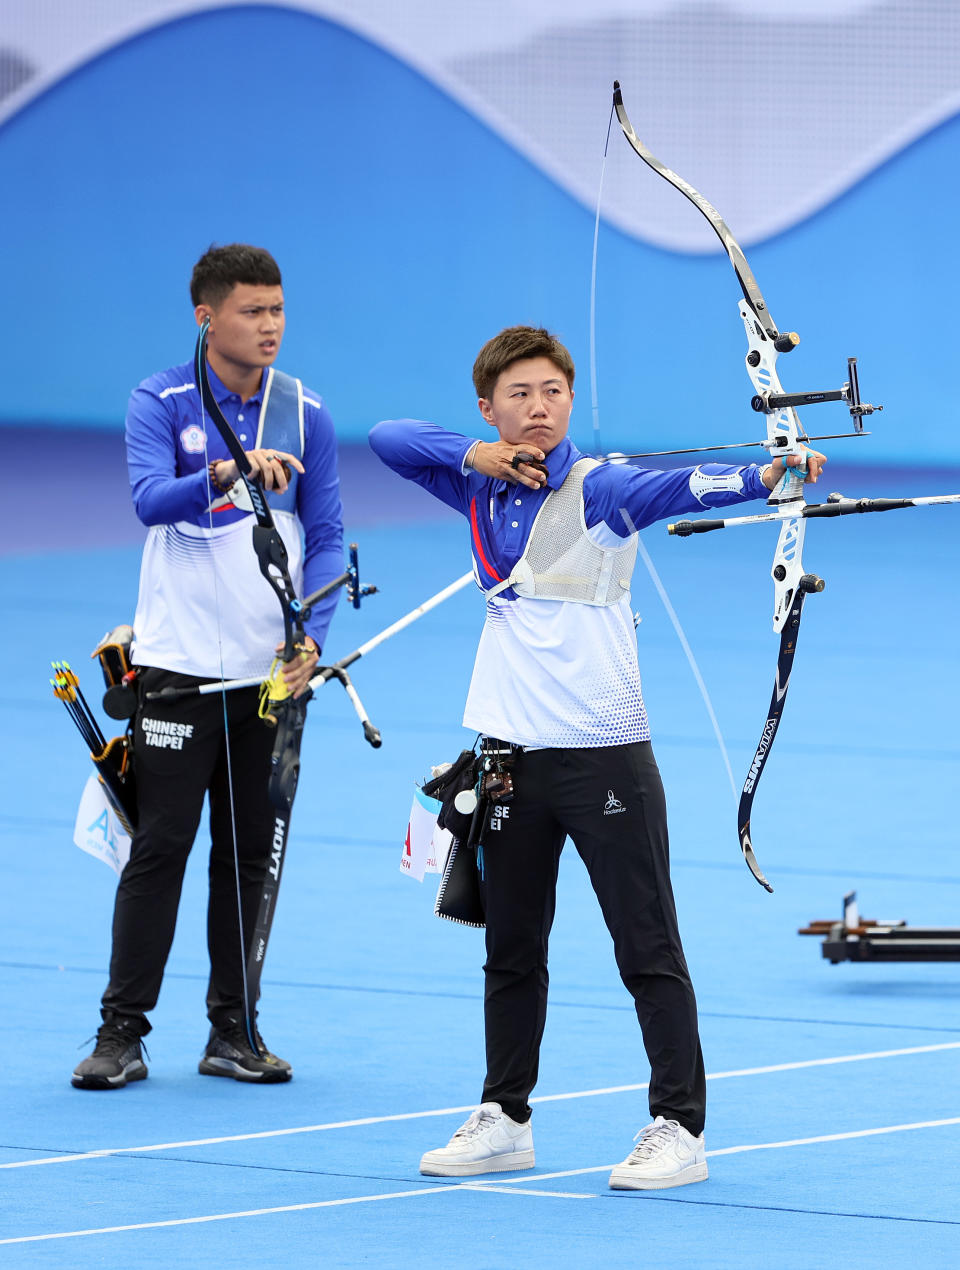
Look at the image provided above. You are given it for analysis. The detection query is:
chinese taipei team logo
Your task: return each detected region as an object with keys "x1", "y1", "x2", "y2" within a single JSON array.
[{"x1": 180, "y1": 424, "x2": 207, "y2": 453}]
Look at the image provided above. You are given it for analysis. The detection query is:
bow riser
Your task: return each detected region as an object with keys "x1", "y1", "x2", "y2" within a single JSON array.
[
  {"x1": 770, "y1": 515, "x2": 808, "y2": 631},
  {"x1": 737, "y1": 297, "x2": 824, "y2": 632},
  {"x1": 739, "y1": 301, "x2": 805, "y2": 474},
  {"x1": 251, "y1": 524, "x2": 303, "y2": 662}
]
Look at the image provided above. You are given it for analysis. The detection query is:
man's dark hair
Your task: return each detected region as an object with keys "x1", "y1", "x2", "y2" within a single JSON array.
[
  {"x1": 190, "y1": 244, "x2": 282, "y2": 308},
  {"x1": 472, "y1": 326, "x2": 575, "y2": 401}
]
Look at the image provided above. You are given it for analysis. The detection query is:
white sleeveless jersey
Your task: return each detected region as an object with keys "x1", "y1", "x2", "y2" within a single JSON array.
[
  {"x1": 131, "y1": 509, "x2": 304, "y2": 681},
  {"x1": 466, "y1": 458, "x2": 647, "y2": 746},
  {"x1": 485, "y1": 459, "x2": 638, "y2": 605}
]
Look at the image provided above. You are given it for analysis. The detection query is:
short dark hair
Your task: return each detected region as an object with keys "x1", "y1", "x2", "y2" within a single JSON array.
[
  {"x1": 190, "y1": 244, "x2": 282, "y2": 308},
  {"x1": 472, "y1": 326, "x2": 575, "y2": 400}
]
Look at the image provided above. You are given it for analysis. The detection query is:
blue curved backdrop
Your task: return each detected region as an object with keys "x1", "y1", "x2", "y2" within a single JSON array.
[{"x1": 2, "y1": 4, "x2": 956, "y2": 464}]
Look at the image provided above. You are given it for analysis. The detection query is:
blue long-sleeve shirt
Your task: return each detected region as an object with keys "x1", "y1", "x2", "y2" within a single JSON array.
[
  {"x1": 369, "y1": 421, "x2": 767, "y2": 591},
  {"x1": 127, "y1": 360, "x2": 343, "y2": 678}
]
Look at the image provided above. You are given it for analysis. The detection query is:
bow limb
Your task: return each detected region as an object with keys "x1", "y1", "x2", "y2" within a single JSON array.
[{"x1": 613, "y1": 81, "x2": 799, "y2": 356}]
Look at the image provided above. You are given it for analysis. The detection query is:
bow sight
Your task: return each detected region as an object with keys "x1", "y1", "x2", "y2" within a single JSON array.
[{"x1": 749, "y1": 355, "x2": 882, "y2": 439}]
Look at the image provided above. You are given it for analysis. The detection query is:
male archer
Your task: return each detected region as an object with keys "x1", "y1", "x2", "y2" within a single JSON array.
[
  {"x1": 370, "y1": 324, "x2": 824, "y2": 1188},
  {"x1": 73, "y1": 244, "x2": 344, "y2": 1089}
]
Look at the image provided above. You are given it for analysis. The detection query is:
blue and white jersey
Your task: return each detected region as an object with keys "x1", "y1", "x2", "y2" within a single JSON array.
[
  {"x1": 369, "y1": 419, "x2": 768, "y2": 748},
  {"x1": 127, "y1": 359, "x2": 344, "y2": 680}
]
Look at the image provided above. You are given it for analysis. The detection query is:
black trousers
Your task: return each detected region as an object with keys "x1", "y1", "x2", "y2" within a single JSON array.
[
  {"x1": 101, "y1": 667, "x2": 278, "y2": 1034},
  {"x1": 478, "y1": 741, "x2": 706, "y2": 1137}
]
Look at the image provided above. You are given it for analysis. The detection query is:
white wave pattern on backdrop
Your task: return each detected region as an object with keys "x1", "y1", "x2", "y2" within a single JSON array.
[{"x1": 2, "y1": 0, "x2": 959, "y2": 249}]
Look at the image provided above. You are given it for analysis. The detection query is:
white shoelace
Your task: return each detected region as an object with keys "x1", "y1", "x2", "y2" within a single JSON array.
[
  {"x1": 453, "y1": 1108, "x2": 498, "y2": 1141},
  {"x1": 630, "y1": 1118, "x2": 680, "y2": 1159}
]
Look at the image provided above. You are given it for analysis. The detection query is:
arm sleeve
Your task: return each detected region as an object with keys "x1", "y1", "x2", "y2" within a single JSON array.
[
  {"x1": 368, "y1": 419, "x2": 477, "y2": 515},
  {"x1": 585, "y1": 462, "x2": 770, "y2": 535},
  {"x1": 298, "y1": 399, "x2": 345, "y2": 651},
  {"x1": 125, "y1": 386, "x2": 213, "y2": 525}
]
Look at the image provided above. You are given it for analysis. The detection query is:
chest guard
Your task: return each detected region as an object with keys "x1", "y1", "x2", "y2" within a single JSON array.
[
  {"x1": 484, "y1": 458, "x2": 638, "y2": 605},
  {"x1": 255, "y1": 368, "x2": 305, "y2": 515}
]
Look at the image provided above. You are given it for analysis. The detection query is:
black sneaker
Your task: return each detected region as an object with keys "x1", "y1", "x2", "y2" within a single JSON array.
[
  {"x1": 72, "y1": 1020, "x2": 148, "y2": 1090},
  {"x1": 198, "y1": 1020, "x2": 292, "y2": 1083}
]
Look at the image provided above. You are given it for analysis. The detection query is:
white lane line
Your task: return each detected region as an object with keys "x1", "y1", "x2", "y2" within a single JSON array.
[
  {"x1": 1, "y1": 1107, "x2": 479, "y2": 1169},
  {"x1": 5, "y1": 1041, "x2": 959, "y2": 1170},
  {"x1": 2, "y1": 1116, "x2": 958, "y2": 1245},
  {"x1": 698, "y1": 1041, "x2": 960, "y2": 1083},
  {"x1": 0, "y1": 1186, "x2": 462, "y2": 1246},
  {"x1": 706, "y1": 1116, "x2": 960, "y2": 1157},
  {"x1": 530, "y1": 1040, "x2": 960, "y2": 1105},
  {"x1": 464, "y1": 1185, "x2": 594, "y2": 1199}
]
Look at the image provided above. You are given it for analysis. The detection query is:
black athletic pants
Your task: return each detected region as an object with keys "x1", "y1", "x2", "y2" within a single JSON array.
[
  {"x1": 101, "y1": 667, "x2": 278, "y2": 1034},
  {"x1": 478, "y1": 741, "x2": 706, "y2": 1137}
]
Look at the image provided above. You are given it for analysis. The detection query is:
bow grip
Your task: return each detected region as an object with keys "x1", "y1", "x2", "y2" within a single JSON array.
[{"x1": 768, "y1": 459, "x2": 807, "y2": 506}]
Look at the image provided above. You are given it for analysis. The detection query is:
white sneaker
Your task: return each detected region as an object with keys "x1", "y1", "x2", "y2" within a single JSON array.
[
  {"x1": 609, "y1": 1115, "x2": 708, "y2": 1190},
  {"x1": 419, "y1": 1102, "x2": 535, "y2": 1177}
]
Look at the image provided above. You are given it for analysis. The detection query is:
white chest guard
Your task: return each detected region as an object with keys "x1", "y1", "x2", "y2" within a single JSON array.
[{"x1": 484, "y1": 458, "x2": 638, "y2": 605}]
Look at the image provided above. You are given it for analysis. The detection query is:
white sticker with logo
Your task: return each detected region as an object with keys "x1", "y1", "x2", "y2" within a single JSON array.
[
  {"x1": 401, "y1": 787, "x2": 449, "y2": 882},
  {"x1": 180, "y1": 424, "x2": 207, "y2": 453},
  {"x1": 73, "y1": 773, "x2": 131, "y2": 876}
]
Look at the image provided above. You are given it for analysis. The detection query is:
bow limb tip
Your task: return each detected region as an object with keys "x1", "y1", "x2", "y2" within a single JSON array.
[
  {"x1": 746, "y1": 853, "x2": 774, "y2": 894},
  {"x1": 739, "y1": 822, "x2": 774, "y2": 893}
]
